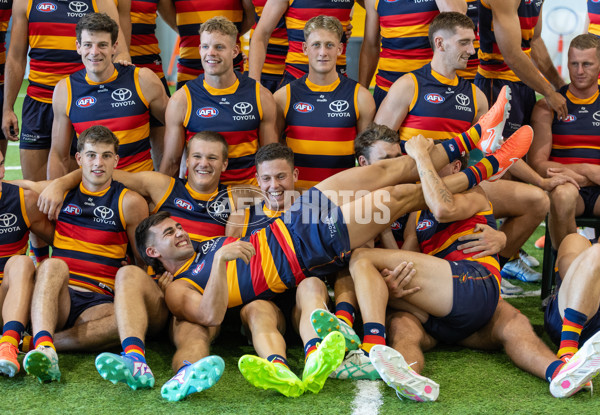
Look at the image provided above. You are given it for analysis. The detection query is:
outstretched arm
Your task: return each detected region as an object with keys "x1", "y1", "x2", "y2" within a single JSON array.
[{"x1": 159, "y1": 89, "x2": 188, "y2": 176}]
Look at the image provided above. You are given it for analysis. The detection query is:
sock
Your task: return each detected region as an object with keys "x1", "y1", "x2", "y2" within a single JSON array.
[
  {"x1": 557, "y1": 308, "x2": 587, "y2": 360},
  {"x1": 304, "y1": 338, "x2": 320, "y2": 361},
  {"x1": 463, "y1": 153, "x2": 501, "y2": 189},
  {"x1": 21, "y1": 335, "x2": 33, "y2": 352},
  {"x1": 545, "y1": 359, "x2": 565, "y2": 382},
  {"x1": 499, "y1": 255, "x2": 510, "y2": 268},
  {"x1": 442, "y1": 124, "x2": 482, "y2": 160},
  {"x1": 335, "y1": 302, "x2": 355, "y2": 328},
  {"x1": 361, "y1": 322, "x2": 386, "y2": 355},
  {"x1": 122, "y1": 336, "x2": 146, "y2": 363},
  {"x1": 0, "y1": 321, "x2": 25, "y2": 348},
  {"x1": 30, "y1": 244, "x2": 50, "y2": 264},
  {"x1": 33, "y1": 330, "x2": 55, "y2": 351},
  {"x1": 267, "y1": 354, "x2": 289, "y2": 369}
]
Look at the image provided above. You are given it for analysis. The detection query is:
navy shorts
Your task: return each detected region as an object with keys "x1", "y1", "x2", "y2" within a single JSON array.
[
  {"x1": 65, "y1": 287, "x2": 114, "y2": 329},
  {"x1": 260, "y1": 73, "x2": 284, "y2": 94},
  {"x1": 373, "y1": 85, "x2": 388, "y2": 110},
  {"x1": 20, "y1": 96, "x2": 54, "y2": 150},
  {"x1": 283, "y1": 188, "x2": 351, "y2": 278},
  {"x1": 579, "y1": 186, "x2": 600, "y2": 217},
  {"x1": 423, "y1": 260, "x2": 500, "y2": 344},
  {"x1": 474, "y1": 76, "x2": 536, "y2": 137},
  {"x1": 544, "y1": 289, "x2": 600, "y2": 347}
]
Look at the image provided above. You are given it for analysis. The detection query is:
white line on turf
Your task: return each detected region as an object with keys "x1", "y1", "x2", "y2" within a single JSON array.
[
  {"x1": 351, "y1": 380, "x2": 383, "y2": 415},
  {"x1": 5, "y1": 166, "x2": 21, "y2": 170}
]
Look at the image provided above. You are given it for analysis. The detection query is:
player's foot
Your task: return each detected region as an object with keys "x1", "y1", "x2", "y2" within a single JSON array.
[
  {"x1": 476, "y1": 85, "x2": 511, "y2": 154},
  {"x1": 370, "y1": 345, "x2": 439, "y2": 402},
  {"x1": 550, "y1": 331, "x2": 600, "y2": 398},
  {"x1": 302, "y1": 331, "x2": 345, "y2": 394},
  {"x1": 238, "y1": 355, "x2": 304, "y2": 398},
  {"x1": 310, "y1": 309, "x2": 360, "y2": 351},
  {"x1": 161, "y1": 356, "x2": 224, "y2": 402},
  {"x1": 23, "y1": 346, "x2": 61, "y2": 383},
  {"x1": 519, "y1": 249, "x2": 540, "y2": 267},
  {"x1": 330, "y1": 349, "x2": 381, "y2": 380},
  {"x1": 500, "y1": 278, "x2": 524, "y2": 296},
  {"x1": 95, "y1": 352, "x2": 155, "y2": 390},
  {"x1": 487, "y1": 125, "x2": 533, "y2": 182},
  {"x1": 0, "y1": 342, "x2": 20, "y2": 377},
  {"x1": 501, "y1": 258, "x2": 541, "y2": 282}
]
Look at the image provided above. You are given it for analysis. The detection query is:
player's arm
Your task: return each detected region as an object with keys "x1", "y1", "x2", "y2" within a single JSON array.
[
  {"x1": 157, "y1": 0, "x2": 178, "y2": 32},
  {"x1": 378, "y1": 228, "x2": 400, "y2": 250},
  {"x1": 116, "y1": 0, "x2": 132, "y2": 49},
  {"x1": 165, "y1": 241, "x2": 256, "y2": 326},
  {"x1": 358, "y1": 0, "x2": 380, "y2": 89},
  {"x1": 486, "y1": 0, "x2": 567, "y2": 119},
  {"x1": 159, "y1": 89, "x2": 188, "y2": 176},
  {"x1": 2, "y1": 0, "x2": 28, "y2": 140},
  {"x1": 530, "y1": 9, "x2": 566, "y2": 92},
  {"x1": 258, "y1": 85, "x2": 279, "y2": 146},
  {"x1": 435, "y1": 0, "x2": 467, "y2": 13},
  {"x1": 240, "y1": 0, "x2": 256, "y2": 35},
  {"x1": 122, "y1": 190, "x2": 150, "y2": 266},
  {"x1": 356, "y1": 85, "x2": 376, "y2": 132},
  {"x1": 97, "y1": 0, "x2": 132, "y2": 63},
  {"x1": 248, "y1": 0, "x2": 288, "y2": 81},
  {"x1": 273, "y1": 86, "x2": 288, "y2": 135},
  {"x1": 47, "y1": 79, "x2": 76, "y2": 179},
  {"x1": 374, "y1": 74, "x2": 415, "y2": 130},
  {"x1": 472, "y1": 85, "x2": 489, "y2": 123},
  {"x1": 138, "y1": 67, "x2": 168, "y2": 124},
  {"x1": 23, "y1": 189, "x2": 55, "y2": 245},
  {"x1": 401, "y1": 212, "x2": 421, "y2": 252}
]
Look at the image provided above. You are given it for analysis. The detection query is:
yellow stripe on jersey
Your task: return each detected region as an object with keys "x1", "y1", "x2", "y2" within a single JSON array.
[
  {"x1": 226, "y1": 261, "x2": 243, "y2": 306},
  {"x1": 53, "y1": 231, "x2": 128, "y2": 257},
  {"x1": 381, "y1": 23, "x2": 429, "y2": 38},
  {"x1": 229, "y1": 141, "x2": 259, "y2": 159},
  {"x1": 400, "y1": 127, "x2": 462, "y2": 142},
  {"x1": 378, "y1": 57, "x2": 431, "y2": 75},
  {"x1": 65, "y1": 77, "x2": 73, "y2": 117},
  {"x1": 114, "y1": 124, "x2": 150, "y2": 145},
  {"x1": 131, "y1": 44, "x2": 160, "y2": 57},
  {"x1": 286, "y1": 137, "x2": 354, "y2": 156},
  {"x1": 28, "y1": 35, "x2": 78, "y2": 51},
  {"x1": 133, "y1": 68, "x2": 150, "y2": 107},
  {"x1": 118, "y1": 188, "x2": 127, "y2": 227},
  {"x1": 203, "y1": 78, "x2": 239, "y2": 95},
  {"x1": 305, "y1": 77, "x2": 340, "y2": 93},
  {"x1": 183, "y1": 85, "x2": 193, "y2": 127},
  {"x1": 476, "y1": 66, "x2": 522, "y2": 83},
  {"x1": 19, "y1": 188, "x2": 32, "y2": 229},
  {"x1": 256, "y1": 229, "x2": 288, "y2": 293},
  {"x1": 353, "y1": 84, "x2": 359, "y2": 120},
  {"x1": 408, "y1": 73, "x2": 418, "y2": 112},
  {"x1": 176, "y1": 10, "x2": 243, "y2": 26},
  {"x1": 284, "y1": 84, "x2": 291, "y2": 117},
  {"x1": 28, "y1": 71, "x2": 72, "y2": 94},
  {"x1": 151, "y1": 178, "x2": 176, "y2": 213},
  {"x1": 255, "y1": 82, "x2": 263, "y2": 120},
  {"x1": 131, "y1": 12, "x2": 155, "y2": 25}
]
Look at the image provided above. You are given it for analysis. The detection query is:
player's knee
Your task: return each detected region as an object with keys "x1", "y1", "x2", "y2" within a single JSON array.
[
  {"x1": 36, "y1": 258, "x2": 69, "y2": 283},
  {"x1": 115, "y1": 265, "x2": 151, "y2": 289},
  {"x1": 240, "y1": 300, "x2": 273, "y2": 325},
  {"x1": 348, "y1": 249, "x2": 372, "y2": 276},
  {"x1": 528, "y1": 186, "x2": 550, "y2": 219},
  {"x1": 584, "y1": 244, "x2": 600, "y2": 272},
  {"x1": 550, "y1": 184, "x2": 578, "y2": 213},
  {"x1": 4, "y1": 255, "x2": 36, "y2": 279},
  {"x1": 297, "y1": 277, "x2": 327, "y2": 300}
]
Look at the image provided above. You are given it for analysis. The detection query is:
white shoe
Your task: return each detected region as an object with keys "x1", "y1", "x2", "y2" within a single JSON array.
[
  {"x1": 519, "y1": 249, "x2": 540, "y2": 268},
  {"x1": 500, "y1": 278, "x2": 523, "y2": 295},
  {"x1": 501, "y1": 258, "x2": 541, "y2": 282},
  {"x1": 23, "y1": 346, "x2": 61, "y2": 383},
  {"x1": 369, "y1": 345, "x2": 439, "y2": 402},
  {"x1": 330, "y1": 349, "x2": 380, "y2": 380}
]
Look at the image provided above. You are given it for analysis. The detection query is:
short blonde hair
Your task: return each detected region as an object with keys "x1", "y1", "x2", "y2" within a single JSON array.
[
  {"x1": 304, "y1": 15, "x2": 343, "y2": 42},
  {"x1": 199, "y1": 16, "x2": 238, "y2": 44}
]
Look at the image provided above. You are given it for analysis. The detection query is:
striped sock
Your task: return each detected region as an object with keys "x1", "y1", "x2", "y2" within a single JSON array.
[
  {"x1": 122, "y1": 336, "x2": 146, "y2": 363},
  {"x1": 557, "y1": 308, "x2": 587, "y2": 360},
  {"x1": 361, "y1": 322, "x2": 386, "y2": 355},
  {"x1": 30, "y1": 244, "x2": 50, "y2": 264},
  {"x1": 33, "y1": 330, "x2": 55, "y2": 351},
  {"x1": 335, "y1": 302, "x2": 355, "y2": 328},
  {"x1": 21, "y1": 335, "x2": 33, "y2": 352},
  {"x1": 304, "y1": 338, "x2": 320, "y2": 361},
  {"x1": 545, "y1": 359, "x2": 566, "y2": 382},
  {"x1": 463, "y1": 153, "x2": 501, "y2": 189},
  {"x1": 267, "y1": 354, "x2": 289, "y2": 369},
  {"x1": 441, "y1": 124, "x2": 482, "y2": 161},
  {"x1": 0, "y1": 321, "x2": 25, "y2": 348}
]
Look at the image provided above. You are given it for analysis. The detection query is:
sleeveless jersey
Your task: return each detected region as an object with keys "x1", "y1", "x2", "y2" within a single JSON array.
[
  {"x1": 175, "y1": 219, "x2": 306, "y2": 308},
  {"x1": 374, "y1": 0, "x2": 439, "y2": 93},
  {"x1": 130, "y1": 0, "x2": 164, "y2": 78},
  {"x1": 53, "y1": 181, "x2": 129, "y2": 296},
  {"x1": 239, "y1": 201, "x2": 283, "y2": 237},
  {"x1": 284, "y1": 74, "x2": 359, "y2": 188},
  {"x1": 0, "y1": 0, "x2": 12, "y2": 85},
  {"x1": 183, "y1": 74, "x2": 262, "y2": 185},
  {"x1": 153, "y1": 179, "x2": 235, "y2": 244},
  {"x1": 456, "y1": 0, "x2": 480, "y2": 80},
  {"x1": 174, "y1": 0, "x2": 244, "y2": 84},
  {"x1": 0, "y1": 183, "x2": 31, "y2": 283},
  {"x1": 250, "y1": 0, "x2": 288, "y2": 77},
  {"x1": 389, "y1": 214, "x2": 409, "y2": 249},
  {"x1": 67, "y1": 64, "x2": 153, "y2": 172},
  {"x1": 284, "y1": 0, "x2": 353, "y2": 79},
  {"x1": 399, "y1": 64, "x2": 477, "y2": 143},
  {"x1": 589, "y1": 0, "x2": 600, "y2": 38},
  {"x1": 478, "y1": 0, "x2": 541, "y2": 81},
  {"x1": 27, "y1": 0, "x2": 99, "y2": 103},
  {"x1": 550, "y1": 85, "x2": 600, "y2": 165},
  {"x1": 415, "y1": 205, "x2": 500, "y2": 280}
]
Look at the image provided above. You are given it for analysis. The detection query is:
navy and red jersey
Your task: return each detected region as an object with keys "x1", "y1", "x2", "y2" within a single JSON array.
[
  {"x1": 130, "y1": 0, "x2": 165, "y2": 78},
  {"x1": 0, "y1": 0, "x2": 12, "y2": 85},
  {"x1": 284, "y1": 74, "x2": 359, "y2": 188},
  {"x1": 239, "y1": 200, "x2": 283, "y2": 237},
  {"x1": 182, "y1": 73, "x2": 262, "y2": 185},
  {"x1": 0, "y1": 183, "x2": 31, "y2": 283},
  {"x1": 250, "y1": 0, "x2": 288, "y2": 77},
  {"x1": 589, "y1": 0, "x2": 600, "y2": 38},
  {"x1": 53, "y1": 181, "x2": 130, "y2": 296},
  {"x1": 67, "y1": 64, "x2": 152, "y2": 172}
]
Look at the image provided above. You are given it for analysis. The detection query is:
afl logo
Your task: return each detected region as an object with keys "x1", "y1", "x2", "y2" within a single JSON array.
[
  {"x1": 391, "y1": 221, "x2": 401, "y2": 231},
  {"x1": 175, "y1": 198, "x2": 194, "y2": 211},
  {"x1": 192, "y1": 260, "x2": 206, "y2": 275},
  {"x1": 425, "y1": 93, "x2": 445, "y2": 104},
  {"x1": 63, "y1": 204, "x2": 82, "y2": 215},
  {"x1": 293, "y1": 102, "x2": 314, "y2": 113},
  {"x1": 37, "y1": 3, "x2": 57, "y2": 12},
  {"x1": 197, "y1": 107, "x2": 219, "y2": 118},
  {"x1": 416, "y1": 219, "x2": 434, "y2": 231},
  {"x1": 76, "y1": 96, "x2": 96, "y2": 108},
  {"x1": 563, "y1": 114, "x2": 577, "y2": 123}
]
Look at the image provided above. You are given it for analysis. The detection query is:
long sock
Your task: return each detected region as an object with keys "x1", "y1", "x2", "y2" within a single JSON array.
[
  {"x1": 267, "y1": 354, "x2": 289, "y2": 369},
  {"x1": 304, "y1": 338, "x2": 320, "y2": 361},
  {"x1": 0, "y1": 321, "x2": 25, "y2": 348},
  {"x1": 335, "y1": 302, "x2": 355, "y2": 328},
  {"x1": 441, "y1": 124, "x2": 482, "y2": 161},
  {"x1": 557, "y1": 308, "x2": 587, "y2": 360},
  {"x1": 33, "y1": 330, "x2": 55, "y2": 351},
  {"x1": 21, "y1": 335, "x2": 33, "y2": 352},
  {"x1": 546, "y1": 359, "x2": 566, "y2": 382},
  {"x1": 30, "y1": 244, "x2": 50, "y2": 264},
  {"x1": 122, "y1": 336, "x2": 146, "y2": 363},
  {"x1": 499, "y1": 255, "x2": 510, "y2": 268},
  {"x1": 462, "y1": 152, "x2": 502, "y2": 189},
  {"x1": 361, "y1": 322, "x2": 386, "y2": 355}
]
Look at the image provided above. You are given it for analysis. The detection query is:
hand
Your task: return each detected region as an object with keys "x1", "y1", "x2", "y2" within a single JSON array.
[
  {"x1": 113, "y1": 53, "x2": 133, "y2": 66},
  {"x1": 157, "y1": 271, "x2": 174, "y2": 292},
  {"x1": 547, "y1": 167, "x2": 587, "y2": 188},
  {"x1": 540, "y1": 173, "x2": 580, "y2": 191},
  {"x1": 2, "y1": 109, "x2": 19, "y2": 141},
  {"x1": 216, "y1": 240, "x2": 256, "y2": 264},
  {"x1": 545, "y1": 91, "x2": 568, "y2": 121},
  {"x1": 37, "y1": 182, "x2": 67, "y2": 221},
  {"x1": 345, "y1": 22, "x2": 353, "y2": 40},
  {"x1": 457, "y1": 223, "x2": 506, "y2": 258},
  {"x1": 404, "y1": 135, "x2": 434, "y2": 160},
  {"x1": 381, "y1": 262, "x2": 420, "y2": 299}
]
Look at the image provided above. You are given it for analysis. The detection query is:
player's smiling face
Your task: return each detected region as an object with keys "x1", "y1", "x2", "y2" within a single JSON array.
[
  {"x1": 76, "y1": 141, "x2": 119, "y2": 192},
  {"x1": 148, "y1": 217, "x2": 195, "y2": 261},
  {"x1": 77, "y1": 29, "x2": 117, "y2": 81},
  {"x1": 303, "y1": 29, "x2": 342, "y2": 75},
  {"x1": 438, "y1": 26, "x2": 475, "y2": 70},
  {"x1": 199, "y1": 30, "x2": 238, "y2": 77},
  {"x1": 186, "y1": 138, "x2": 228, "y2": 191},
  {"x1": 256, "y1": 159, "x2": 298, "y2": 210}
]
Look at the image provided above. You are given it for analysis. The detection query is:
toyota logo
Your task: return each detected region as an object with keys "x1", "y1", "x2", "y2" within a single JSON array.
[
  {"x1": 0, "y1": 213, "x2": 18, "y2": 228},
  {"x1": 593, "y1": 111, "x2": 600, "y2": 122},
  {"x1": 94, "y1": 206, "x2": 114, "y2": 220},
  {"x1": 456, "y1": 93, "x2": 470, "y2": 106},
  {"x1": 69, "y1": 1, "x2": 89, "y2": 13},
  {"x1": 329, "y1": 100, "x2": 349, "y2": 113},
  {"x1": 111, "y1": 88, "x2": 132, "y2": 102},
  {"x1": 233, "y1": 102, "x2": 253, "y2": 115}
]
